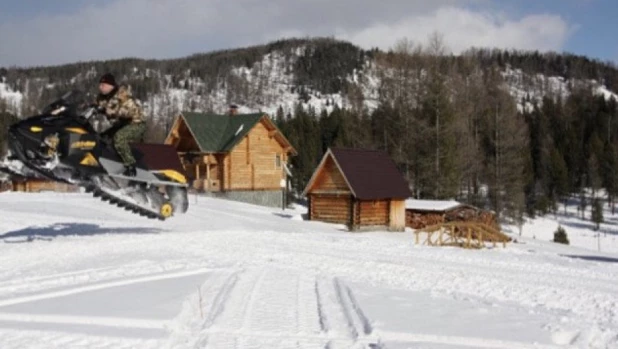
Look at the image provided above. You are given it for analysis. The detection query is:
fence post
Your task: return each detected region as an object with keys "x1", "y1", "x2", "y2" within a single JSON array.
[{"x1": 466, "y1": 228, "x2": 471, "y2": 248}]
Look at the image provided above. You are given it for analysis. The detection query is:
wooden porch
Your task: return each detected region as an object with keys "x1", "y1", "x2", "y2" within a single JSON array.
[{"x1": 180, "y1": 153, "x2": 224, "y2": 192}]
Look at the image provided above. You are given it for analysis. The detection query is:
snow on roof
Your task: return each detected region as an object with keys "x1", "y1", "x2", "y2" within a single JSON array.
[
  {"x1": 405, "y1": 199, "x2": 462, "y2": 212},
  {"x1": 234, "y1": 124, "x2": 244, "y2": 136}
]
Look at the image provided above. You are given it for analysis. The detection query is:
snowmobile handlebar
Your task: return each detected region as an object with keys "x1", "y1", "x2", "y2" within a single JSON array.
[{"x1": 82, "y1": 107, "x2": 97, "y2": 120}]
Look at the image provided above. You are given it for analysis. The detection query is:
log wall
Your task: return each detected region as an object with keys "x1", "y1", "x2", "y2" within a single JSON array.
[
  {"x1": 11, "y1": 180, "x2": 78, "y2": 193},
  {"x1": 406, "y1": 211, "x2": 445, "y2": 229},
  {"x1": 444, "y1": 206, "x2": 499, "y2": 230},
  {"x1": 224, "y1": 121, "x2": 286, "y2": 191},
  {"x1": 0, "y1": 181, "x2": 11, "y2": 193},
  {"x1": 309, "y1": 194, "x2": 352, "y2": 224},
  {"x1": 356, "y1": 199, "x2": 389, "y2": 227},
  {"x1": 406, "y1": 206, "x2": 499, "y2": 231}
]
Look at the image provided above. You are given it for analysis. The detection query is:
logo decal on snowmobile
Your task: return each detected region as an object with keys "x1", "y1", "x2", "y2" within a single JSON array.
[
  {"x1": 80, "y1": 153, "x2": 99, "y2": 166},
  {"x1": 65, "y1": 127, "x2": 88, "y2": 134},
  {"x1": 71, "y1": 141, "x2": 96, "y2": 149},
  {"x1": 29, "y1": 126, "x2": 43, "y2": 133},
  {"x1": 155, "y1": 170, "x2": 187, "y2": 184}
]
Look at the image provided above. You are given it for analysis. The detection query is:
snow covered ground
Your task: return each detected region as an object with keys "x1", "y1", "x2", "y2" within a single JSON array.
[
  {"x1": 509, "y1": 196, "x2": 618, "y2": 255},
  {"x1": 0, "y1": 192, "x2": 617, "y2": 348}
]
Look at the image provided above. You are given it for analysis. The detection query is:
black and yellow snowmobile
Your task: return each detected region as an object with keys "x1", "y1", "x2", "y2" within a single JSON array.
[{"x1": 0, "y1": 90, "x2": 188, "y2": 220}]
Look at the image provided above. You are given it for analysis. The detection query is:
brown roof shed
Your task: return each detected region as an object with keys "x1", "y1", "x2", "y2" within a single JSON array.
[{"x1": 303, "y1": 147, "x2": 411, "y2": 231}]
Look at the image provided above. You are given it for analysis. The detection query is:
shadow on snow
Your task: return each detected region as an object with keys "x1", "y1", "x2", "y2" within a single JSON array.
[
  {"x1": 272, "y1": 212, "x2": 295, "y2": 219},
  {"x1": 554, "y1": 219, "x2": 618, "y2": 236},
  {"x1": 561, "y1": 254, "x2": 618, "y2": 264},
  {"x1": 1, "y1": 223, "x2": 162, "y2": 243}
]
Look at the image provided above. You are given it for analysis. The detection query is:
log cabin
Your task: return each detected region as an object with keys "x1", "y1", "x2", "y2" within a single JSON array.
[
  {"x1": 164, "y1": 107, "x2": 297, "y2": 208},
  {"x1": 0, "y1": 181, "x2": 9, "y2": 193},
  {"x1": 10, "y1": 178, "x2": 78, "y2": 193},
  {"x1": 303, "y1": 147, "x2": 412, "y2": 231}
]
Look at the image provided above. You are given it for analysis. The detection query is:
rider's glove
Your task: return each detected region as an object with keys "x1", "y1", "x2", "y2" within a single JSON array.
[{"x1": 90, "y1": 104, "x2": 105, "y2": 114}]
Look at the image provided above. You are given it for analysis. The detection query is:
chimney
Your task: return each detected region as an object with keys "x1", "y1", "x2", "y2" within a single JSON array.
[{"x1": 229, "y1": 104, "x2": 238, "y2": 116}]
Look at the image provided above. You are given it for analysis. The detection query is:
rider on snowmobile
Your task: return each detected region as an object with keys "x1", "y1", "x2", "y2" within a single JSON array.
[{"x1": 95, "y1": 73, "x2": 146, "y2": 177}]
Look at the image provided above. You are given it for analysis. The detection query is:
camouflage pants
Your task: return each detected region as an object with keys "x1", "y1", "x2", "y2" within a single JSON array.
[{"x1": 113, "y1": 122, "x2": 146, "y2": 165}]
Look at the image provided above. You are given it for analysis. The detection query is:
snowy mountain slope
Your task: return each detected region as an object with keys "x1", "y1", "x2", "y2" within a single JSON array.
[
  {"x1": 2, "y1": 47, "x2": 617, "y2": 120},
  {"x1": 146, "y1": 51, "x2": 349, "y2": 120},
  {"x1": 0, "y1": 192, "x2": 617, "y2": 348},
  {"x1": 501, "y1": 66, "x2": 618, "y2": 112}
]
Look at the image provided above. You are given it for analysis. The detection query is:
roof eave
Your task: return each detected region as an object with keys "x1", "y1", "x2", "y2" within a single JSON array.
[
  {"x1": 328, "y1": 149, "x2": 358, "y2": 198},
  {"x1": 177, "y1": 112, "x2": 206, "y2": 152}
]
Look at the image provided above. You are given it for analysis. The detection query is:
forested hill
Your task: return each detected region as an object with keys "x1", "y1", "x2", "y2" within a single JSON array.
[
  {"x1": 1, "y1": 37, "x2": 618, "y2": 225},
  {"x1": 1, "y1": 37, "x2": 617, "y2": 119}
]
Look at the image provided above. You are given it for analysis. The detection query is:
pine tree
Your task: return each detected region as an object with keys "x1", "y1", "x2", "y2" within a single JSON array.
[
  {"x1": 548, "y1": 146, "x2": 569, "y2": 213},
  {"x1": 452, "y1": 54, "x2": 485, "y2": 207},
  {"x1": 524, "y1": 102, "x2": 552, "y2": 215},
  {"x1": 275, "y1": 106, "x2": 285, "y2": 125},
  {"x1": 375, "y1": 38, "x2": 424, "y2": 195},
  {"x1": 601, "y1": 142, "x2": 618, "y2": 213},
  {"x1": 553, "y1": 226, "x2": 569, "y2": 245},
  {"x1": 591, "y1": 198, "x2": 604, "y2": 231},
  {"x1": 587, "y1": 154, "x2": 602, "y2": 199},
  {"x1": 578, "y1": 189, "x2": 588, "y2": 219},
  {"x1": 419, "y1": 34, "x2": 460, "y2": 199},
  {"x1": 482, "y1": 67, "x2": 528, "y2": 221},
  {"x1": 0, "y1": 109, "x2": 18, "y2": 156}
]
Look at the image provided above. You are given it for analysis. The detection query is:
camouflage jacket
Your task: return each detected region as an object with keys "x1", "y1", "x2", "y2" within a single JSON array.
[{"x1": 96, "y1": 85, "x2": 144, "y2": 123}]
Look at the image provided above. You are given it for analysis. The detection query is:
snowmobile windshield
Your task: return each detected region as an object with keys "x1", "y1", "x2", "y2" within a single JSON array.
[{"x1": 42, "y1": 90, "x2": 89, "y2": 116}]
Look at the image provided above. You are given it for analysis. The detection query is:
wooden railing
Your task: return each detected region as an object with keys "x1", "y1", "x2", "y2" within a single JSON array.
[{"x1": 414, "y1": 222, "x2": 511, "y2": 249}]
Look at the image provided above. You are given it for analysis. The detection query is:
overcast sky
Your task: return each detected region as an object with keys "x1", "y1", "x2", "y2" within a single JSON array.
[{"x1": 0, "y1": 0, "x2": 616, "y2": 67}]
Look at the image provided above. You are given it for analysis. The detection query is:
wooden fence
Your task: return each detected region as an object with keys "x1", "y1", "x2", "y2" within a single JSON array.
[{"x1": 414, "y1": 222, "x2": 511, "y2": 249}]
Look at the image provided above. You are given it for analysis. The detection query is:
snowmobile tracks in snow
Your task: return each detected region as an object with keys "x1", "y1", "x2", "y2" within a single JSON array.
[
  {"x1": 315, "y1": 277, "x2": 380, "y2": 349},
  {"x1": 177, "y1": 267, "x2": 383, "y2": 349},
  {"x1": 0, "y1": 329, "x2": 161, "y2": 349},
  {"x1": 170, "y1": 267, "x2": 569, "y2": 349}
]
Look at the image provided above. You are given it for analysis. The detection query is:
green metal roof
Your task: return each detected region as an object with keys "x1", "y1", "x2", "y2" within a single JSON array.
[{"x1": 181, "y1": 112, "x2": 264, "y2": 152}]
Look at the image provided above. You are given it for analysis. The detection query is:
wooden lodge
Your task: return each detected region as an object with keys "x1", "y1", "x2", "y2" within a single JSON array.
[
  {"x1": 9, "y1": 178, "x2": 78, "y2": 193},
  {"x1": 164, "y1": 106, "x2": 297, "y2": 208},
  {"x1": 303, "y1": 148, "x2": 412, "y2": 231},
  {"x1": 405, "y1": 199, "x2": 499, "y2": 230},
  {"x1": 0, "y1": 180, "x2": 12, "y2": 193}
]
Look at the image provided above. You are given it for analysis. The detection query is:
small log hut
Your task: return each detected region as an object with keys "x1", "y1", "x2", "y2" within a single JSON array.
[{"x1": 303, "y1": 147, "x2": 412, "y2": 231}]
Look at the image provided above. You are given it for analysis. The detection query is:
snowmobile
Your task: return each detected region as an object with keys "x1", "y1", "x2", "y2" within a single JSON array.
[{"x1": 0, "y1": 90, "x2": 189, "y2": 220}]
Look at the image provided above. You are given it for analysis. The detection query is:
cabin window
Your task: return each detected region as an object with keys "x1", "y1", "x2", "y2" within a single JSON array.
[{"x1": 275, "y1": 154, "x2": 281, "y2": 168}]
